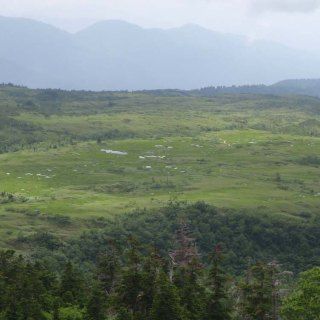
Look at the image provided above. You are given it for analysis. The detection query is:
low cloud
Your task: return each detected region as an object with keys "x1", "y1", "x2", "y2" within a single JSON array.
[{"x1": 251, "y1": 0, "x2": 320, "y2": 13}]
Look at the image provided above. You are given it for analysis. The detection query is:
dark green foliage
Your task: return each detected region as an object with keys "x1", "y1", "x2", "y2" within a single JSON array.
[
  {"x1": 237, "y1": 262, "x2": 275, "y2": 320},
  {"x1": 85, "y1": 283, "x2": 106, "y2": 320},
  {"x1": 0, "y1": 250, "x2": 56, "y2": 320},
  {"x1": 174, "y1": 259, "x2": 205, "y2": 320},
  {"x1": 116, "y1": 307, "x2": 133, "y2": 320},
  {"x1": 205, "y1": 245, "x2": 231, "y2": 320},
  {"x1": 0, "y1": 243, "x2": 318, "y2": 320},
  {"x1": 60, "y1": 262, "x2": 85, "y2": 306},
  {"x1": 53, "y1": 300, "x2": 60, "y2": 320},
  {"x1": 150, "y1": 271, "x2": 184, "y2": 320},
  {"x1": 170, "y1": 224, "x2": 205, "y2": 320},
  {"x1": 139, "y1": 248, "x2": 164, "y2": 316},
  {"x1": 298, "y1": 155, "x2": 320, "y2": 166},
  {"x1": 116, "y1": 238, "x2": 145, "y2": 316},
  {"x1": 96, "y1": 244, "x2": 119, "y2": 295},
  {"x1": 36, "y1": 202, "x2": 319, "y2": 274}
]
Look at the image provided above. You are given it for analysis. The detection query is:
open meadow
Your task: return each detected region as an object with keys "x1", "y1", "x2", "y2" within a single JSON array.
[{"x1": 0, "y1": 86, "x2": 320, "y2": 249}]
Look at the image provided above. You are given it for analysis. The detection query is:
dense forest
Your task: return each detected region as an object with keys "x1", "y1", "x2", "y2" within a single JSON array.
[
  {"x1": 1, "y1": 202, "x2": 319, "y2": 319},
  {"x1": 1, "y1": 222, "x2": 319, "y2": 320},
  {"x1": 19, "y1": 202, "x2": 320, "y2": 274}
]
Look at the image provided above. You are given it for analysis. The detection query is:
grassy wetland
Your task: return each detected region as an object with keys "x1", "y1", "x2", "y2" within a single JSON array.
[{"x1": 0, "y1": 85, "x2": 320, "y2": 250}]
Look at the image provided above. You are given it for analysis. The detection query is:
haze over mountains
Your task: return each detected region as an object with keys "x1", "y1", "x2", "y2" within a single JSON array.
[{"x1": 1, "y1": 16, "x2": 320, "y2": 91}]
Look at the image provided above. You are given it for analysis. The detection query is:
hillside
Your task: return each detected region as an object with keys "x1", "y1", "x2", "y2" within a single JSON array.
[
  {"x1": 0, "y1": 85, "x2": 319, "y2": 263},
  {"x1": 0, "y1": 85, "x2": 320, "y2": 320},
  {"x1": 194, "y1": 79, "x2": 320, "y2": 97},
  {"x1": 1, "y1": 16, "x2": 320, "y2": 90},
  {"x1": 272, "y1": 79, "x2": 320, "y2": 96}
]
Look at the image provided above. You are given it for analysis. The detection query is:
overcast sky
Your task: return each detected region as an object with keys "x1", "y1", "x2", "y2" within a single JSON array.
[{"x1": 0, "y1": 0, "x2": 319, "y2": 52}]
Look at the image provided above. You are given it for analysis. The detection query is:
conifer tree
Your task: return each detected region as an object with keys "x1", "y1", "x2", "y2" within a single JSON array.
[
  {"x1": 0, "y1": 253, "x2": 54, "y2": 320},
  {"x1": 177, "y1": 258, "x2": 206, "y2": 320},
  {"x1": 85, "y1": 283, "x2": 106, "y2": 320},
  {"x1": 116, "y1": 237, "x2": 144, "y2": 316},
  {"x1": 140, "y1": 247, "x2": 164, "y2": 317},
  {"x1": 60, "y1": 262, "x2": 85, "y2": 306},
  {"x1": 97, "y1": 241, "x2": 120, "y2": 296},
  {"x1": 237, "y1": 261, "x2": 274, "y2": 320},
  {"x1": 53, "y1": 300, "x2": 60, "y2": 320},
  {"x1": 205, "y1": 245, "x2": 231, "y2": 320},
  {"x1": 170, "y1": 223, "x2": 204, "y2": 320},
  {"x1": 150, "y1": 271, "x2": 184, "y2": 320}
]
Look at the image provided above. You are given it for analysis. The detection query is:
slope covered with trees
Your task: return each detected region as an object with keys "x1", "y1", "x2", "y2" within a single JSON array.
[{"x1": 1, "y1": 226, "x2": 319, "y2": 320}]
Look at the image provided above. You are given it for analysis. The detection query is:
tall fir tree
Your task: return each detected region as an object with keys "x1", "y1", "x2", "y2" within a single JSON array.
[
  {"x1": 60, "y1": 262, "x2": 85, "y2": 307},
  {"x1": 140, "y1": 247, "x2": 164, "y2": 317},
  {"x1": 150, "y1": 271, "x2": 184, "y2": 320},
  {"x1": 97, "y1": 241, "x2": 120, "y2": 296},
  {"x1": 205, "y1": 245, "x2": 232, "y2": 320},
  {"x1": 237, "y1": 261, "x2": 274, "y2": 320},
  {"x1": 170, "y1": 223, "x2": 205, "y2": 320},
  {"x1": 85, "y1": 282, "x2": 106, "y2": 320},
  {"x1": 116, "y1": 237, "x2": 144, "y2": 317},
  {"x1": 178, "y1": 259, "x2": 206, "y2": 320}
]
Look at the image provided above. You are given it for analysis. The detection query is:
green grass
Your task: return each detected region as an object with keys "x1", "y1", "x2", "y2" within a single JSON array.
[{"x1": 0, "y1": 86, "x2": 320, "y2": 248}]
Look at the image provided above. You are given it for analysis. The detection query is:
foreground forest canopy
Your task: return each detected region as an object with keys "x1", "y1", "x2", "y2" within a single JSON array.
[
  {"x1": 1, "y1": 235, "x2": 320, "y2": 320},
  {"x1": 0, "y1": 85, "x2": 319, "y2": 318}
]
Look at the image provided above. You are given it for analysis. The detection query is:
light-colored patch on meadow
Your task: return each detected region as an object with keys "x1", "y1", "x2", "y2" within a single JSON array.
[
  {"x1": 101, "y1": 149, "x2": 128, "y2": 155},
  {"x1": 145, "y1": 155, "x2": 166, "y2": 159}
]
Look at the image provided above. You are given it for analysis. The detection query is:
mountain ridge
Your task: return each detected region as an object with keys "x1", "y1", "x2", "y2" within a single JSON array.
[{"x1": 1, "y1": 16, "x2": 320, "y2": 90}]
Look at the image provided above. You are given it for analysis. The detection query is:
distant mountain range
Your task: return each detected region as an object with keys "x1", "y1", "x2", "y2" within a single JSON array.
[{"x1": 1, "y1": 16, "x2": 320, "y2": 90}]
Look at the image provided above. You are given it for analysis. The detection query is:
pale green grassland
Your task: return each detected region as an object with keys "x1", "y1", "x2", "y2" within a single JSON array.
[{"x1": 0, "y1": 87, "x2": 319, "y2": 248}]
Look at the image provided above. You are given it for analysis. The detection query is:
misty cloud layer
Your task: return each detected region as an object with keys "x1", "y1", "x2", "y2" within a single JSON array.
[
  {"x1": 1, "y1": 0, "x2": 320, "y2": 52},
  {"x1": 251, "y1": 0, "x2": 320, "y2": 13}
]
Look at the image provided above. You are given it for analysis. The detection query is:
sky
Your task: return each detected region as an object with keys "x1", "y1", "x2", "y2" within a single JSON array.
[{"x1": 0, "y1": 0, "x2": 320, "y2": 53}]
